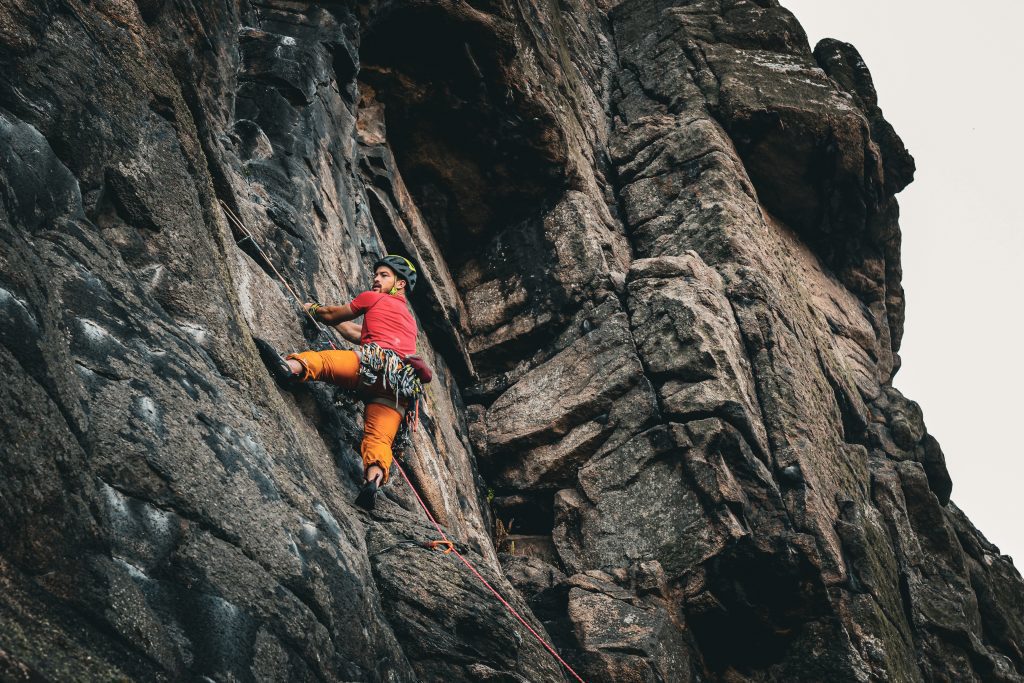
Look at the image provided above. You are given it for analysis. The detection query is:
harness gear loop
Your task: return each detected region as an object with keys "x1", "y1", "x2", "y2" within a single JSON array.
[{"x1": 356, "y1": 343, "x2": 427, "y2": 454}]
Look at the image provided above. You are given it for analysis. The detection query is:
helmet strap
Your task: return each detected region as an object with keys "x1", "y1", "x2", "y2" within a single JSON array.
[{"x1": 388, "y1": 285, "x2": 398, "y2": 295}]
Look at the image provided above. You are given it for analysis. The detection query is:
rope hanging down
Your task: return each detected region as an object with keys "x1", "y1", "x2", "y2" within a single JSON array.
[
  {"x1": 392, "y1": 460, "x2": 586, "y2": 682},
  {"x1": 220, "y1": 198, "x2": 584, "y2": 680},
  {"x1": 218, "y1": 199, "x2": 338, "y2": 349}
]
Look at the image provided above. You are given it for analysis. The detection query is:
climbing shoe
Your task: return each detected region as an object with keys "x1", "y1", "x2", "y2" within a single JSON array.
[
  {"x1": 253, "y1": 337, "x2": 296, "y2": 387},
  {"x1": 355, "y1": 480, "x2": 378, "y2": 511}
]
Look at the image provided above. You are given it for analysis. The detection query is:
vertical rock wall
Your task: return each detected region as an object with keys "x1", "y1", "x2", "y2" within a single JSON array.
[{"x1": 0, "y1": 0, "x2": 1021, "y2": 681}]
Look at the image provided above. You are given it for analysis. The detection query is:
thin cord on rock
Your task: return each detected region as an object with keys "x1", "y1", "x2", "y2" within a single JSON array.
[
  {"x1": 218, "y1": 199, "x2": 338, "y2": 349},
  {"x1": 393, "y1": 460, "x2": 586, "y2": 683}
]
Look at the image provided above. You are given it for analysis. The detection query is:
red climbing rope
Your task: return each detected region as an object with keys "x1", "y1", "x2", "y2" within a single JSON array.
[{"x1": 392, "y1": 460, "x2": 586, "y2": 682}]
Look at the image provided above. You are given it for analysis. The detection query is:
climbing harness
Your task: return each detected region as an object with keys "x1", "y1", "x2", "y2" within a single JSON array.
[
  {"x1": 218, "y1": 199, "x2": 338, "y2": 350},
  {"x1": 392, "y1": 460, "x2": 587, "y2": 683},
  {"x1": 357, "y1": 344, "x2": 424, "y2": 405},
  {"x1": 356, "y1": 342, "x2": 426, "y2": 453}
]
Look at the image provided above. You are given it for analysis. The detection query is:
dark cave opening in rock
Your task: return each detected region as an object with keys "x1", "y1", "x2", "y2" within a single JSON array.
[
  {"x1": 491, "y1": 491, "x2": 562, "y2": 569},
  {"x1": 359, "y1": 7, "x2": 566, "y2": 259},
  {"x1": 686, "y1": 543, "x2": 834, "y2": 673},
  {"x1": 490, "y1": 491, "x2": 555, "y2": 537},
  {"x1": 358, "y1": 6, "x2": 570, "y2": 374}
]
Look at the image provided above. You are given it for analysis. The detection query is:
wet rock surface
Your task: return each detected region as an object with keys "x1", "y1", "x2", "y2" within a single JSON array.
[{"x1": 0, "y1": 0, "x2": 1020, "y2": 682}]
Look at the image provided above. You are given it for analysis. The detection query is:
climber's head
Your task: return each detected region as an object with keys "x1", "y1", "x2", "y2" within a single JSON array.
[{"x1": 372, "y1": 254, "x2": 417, "y2": 296}]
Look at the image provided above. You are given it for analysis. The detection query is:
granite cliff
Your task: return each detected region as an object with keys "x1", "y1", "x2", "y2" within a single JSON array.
[{"x1": 1, "y1": 0, "x2": 1022, "y2": 680}]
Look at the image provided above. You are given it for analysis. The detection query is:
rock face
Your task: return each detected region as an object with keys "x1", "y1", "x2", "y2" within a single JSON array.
[{"x1": 0, "y1": 0, "x2": 1020, "y2": 681}]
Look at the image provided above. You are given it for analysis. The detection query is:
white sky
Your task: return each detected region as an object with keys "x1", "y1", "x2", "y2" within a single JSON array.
[{"x1": 781, "y1": 0, "x2": 1024, "y2": 564}]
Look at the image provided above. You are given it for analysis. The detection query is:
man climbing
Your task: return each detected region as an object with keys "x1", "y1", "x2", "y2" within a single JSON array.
[{"x1": 254, "y1": 255, "x2": 429, "y2": 510}]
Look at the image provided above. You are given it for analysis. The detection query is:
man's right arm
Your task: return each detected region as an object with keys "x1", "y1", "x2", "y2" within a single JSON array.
[
  {"x1": 305, "y1": 302, "x2": 363, "y2": 344},
  {"x1": 305, "y1": 302, "x2": 357, "y2": 324}
]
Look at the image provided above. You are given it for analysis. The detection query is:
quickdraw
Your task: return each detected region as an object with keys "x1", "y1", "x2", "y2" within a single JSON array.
[{"x1": 424, "y1": 539, "x2": 455, "y2": 554}]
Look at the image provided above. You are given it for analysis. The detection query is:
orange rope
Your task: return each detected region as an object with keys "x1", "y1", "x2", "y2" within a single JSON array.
[{"x1": 392, "y1": 460, "x2": 586, "y2": 682}]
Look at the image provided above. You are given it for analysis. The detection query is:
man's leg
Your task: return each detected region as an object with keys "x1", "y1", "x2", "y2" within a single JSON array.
[
  {"x1": 256, "y1": 342, "x2": 398, "y2": 508},
  {"x1": 254, "y1": 339, "x2": 362, "y2": 389},
  {"x1": 355, "y1": 402, "x2": 403, "y2": 510},
  {"x1": 361, "y1": 402, "x2": 403, "y2": 484},
  {"x1": 285, "y1": 349, "x2": 361, "y2": 388}
]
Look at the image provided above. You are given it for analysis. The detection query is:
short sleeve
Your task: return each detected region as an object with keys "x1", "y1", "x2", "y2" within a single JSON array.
[{"x1": 349, "y1": 291, "x2": 379, "y2": 314}]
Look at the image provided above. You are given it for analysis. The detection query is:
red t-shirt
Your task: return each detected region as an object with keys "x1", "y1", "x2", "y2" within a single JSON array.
[{"x1": 349, "y1": 291, "x2": 418, "y2": 357}]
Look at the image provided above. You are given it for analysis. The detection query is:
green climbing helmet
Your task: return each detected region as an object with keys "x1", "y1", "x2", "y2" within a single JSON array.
[{"x1": 374, "y1": 254, "x2": 418, "y2": 293}]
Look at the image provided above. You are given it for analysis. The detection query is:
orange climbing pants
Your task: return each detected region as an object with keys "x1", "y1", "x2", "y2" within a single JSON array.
[{"x1": 286, "y1": 349, "x2": 402, "y2": 484}]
